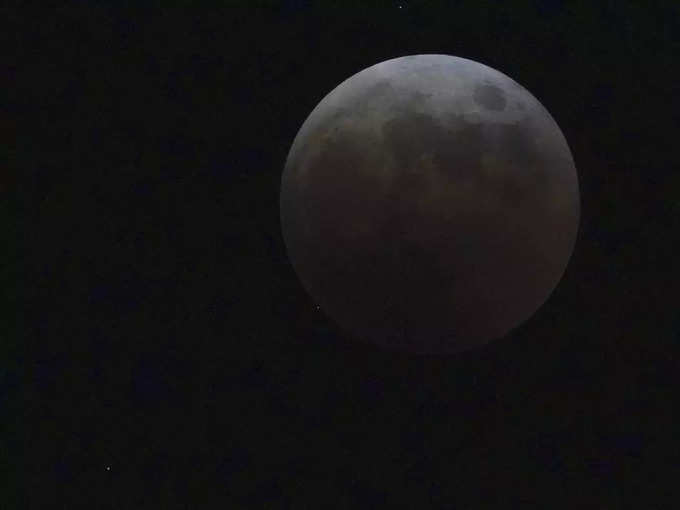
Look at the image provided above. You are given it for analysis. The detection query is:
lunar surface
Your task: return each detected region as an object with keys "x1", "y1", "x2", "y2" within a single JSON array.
[{"x1": 280, "y1": 54, "x2": 580, "y2": 354}]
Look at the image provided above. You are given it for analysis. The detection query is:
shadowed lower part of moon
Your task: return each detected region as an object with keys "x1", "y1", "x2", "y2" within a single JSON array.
[{"x1": 280, "y1": 54, "x2": 580, "y2": 355}]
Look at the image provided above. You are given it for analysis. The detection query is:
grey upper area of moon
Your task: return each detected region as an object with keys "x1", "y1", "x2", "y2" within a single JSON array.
[{"x1": 280, "y1": 55, "x2": 580, "y2": 353}]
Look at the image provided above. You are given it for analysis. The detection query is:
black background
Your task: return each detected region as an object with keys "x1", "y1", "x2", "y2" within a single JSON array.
[{"x1": 13, "y1": 1, "x2": 680, "y2": 508}]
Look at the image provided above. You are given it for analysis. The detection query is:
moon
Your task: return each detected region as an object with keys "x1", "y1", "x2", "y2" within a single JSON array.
[{"x1": 280, "y1": 55, "x2": 580, "y2": 354}]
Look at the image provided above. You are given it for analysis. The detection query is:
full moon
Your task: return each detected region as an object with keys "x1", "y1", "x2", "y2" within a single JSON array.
[{"x1": 280, "y1": 55, "x2": 580, "y2": 354}]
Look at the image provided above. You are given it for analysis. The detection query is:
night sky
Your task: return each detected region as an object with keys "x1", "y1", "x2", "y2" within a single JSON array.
[{"x1": 14, "y1": 2, "x2": 680, "y2": 508}]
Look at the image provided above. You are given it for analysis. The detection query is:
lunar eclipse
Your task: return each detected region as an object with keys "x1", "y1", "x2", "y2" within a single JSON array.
[{"x1": 280, "y1": 54, "x2": 580, "y2": 354}]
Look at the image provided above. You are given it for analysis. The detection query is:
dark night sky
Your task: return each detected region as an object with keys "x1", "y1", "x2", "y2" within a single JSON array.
[{"x1": 12, "y1": 1, "x2": 680, "y2": 508}]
